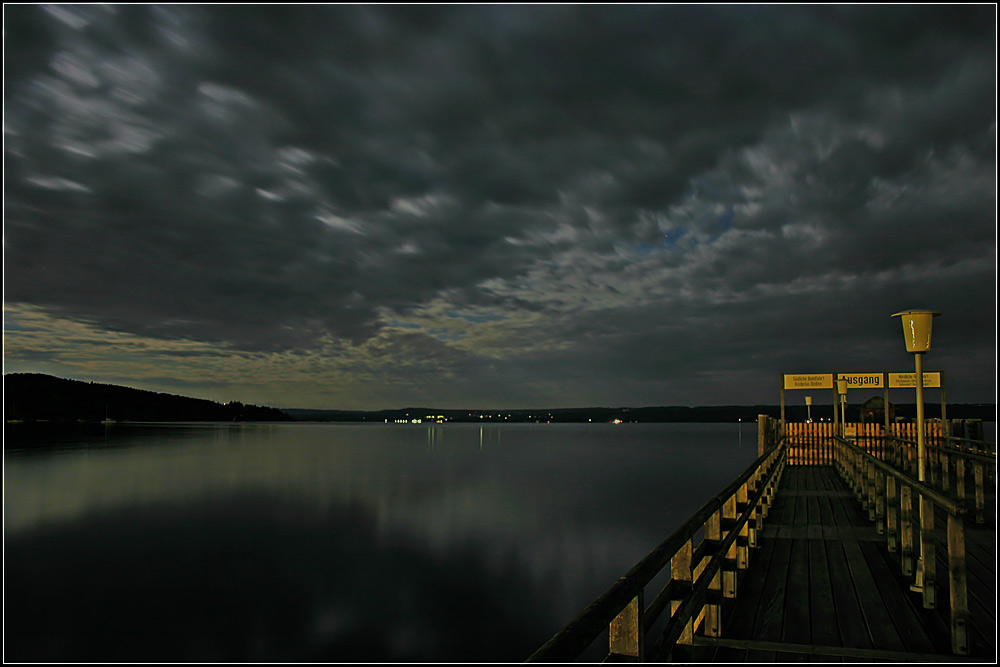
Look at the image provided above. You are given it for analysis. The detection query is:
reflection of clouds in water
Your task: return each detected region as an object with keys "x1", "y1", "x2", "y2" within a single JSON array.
[
  {"x1": 5, "y1": 422, "x2": 757, "y2": 659},
  {"x1": 5, "y1": 495, "x2": 556, "y2": 662}
]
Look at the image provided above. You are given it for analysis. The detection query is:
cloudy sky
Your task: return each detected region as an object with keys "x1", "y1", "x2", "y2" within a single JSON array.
[{"x1": 4, "y1": 4, "x2": 996, "y2": 410}]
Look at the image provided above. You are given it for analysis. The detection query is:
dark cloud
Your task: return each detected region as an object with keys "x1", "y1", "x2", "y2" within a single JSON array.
[{"x1": 3, "y1": 4, "x2": 995, "y2": 407}]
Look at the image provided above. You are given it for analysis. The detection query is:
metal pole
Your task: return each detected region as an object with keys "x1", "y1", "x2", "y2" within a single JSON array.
[
  {"x1": 883, "y1": 372, "x2": 890, "y2": 435},
  {"x1": 779, "y1": 376, "x2": 785, "y2": 434},
  {"x1": 940, "y1": 370, "x2": 948, "y2": 434},
  {"x1": 915, "y1": 352, "x2": 926, "y2": 482},
  {"x1": 914, "y1": 351, "x2": 927, "y2": 595},
  {"x1": 833, "y1": 385, "x2": 839, "y2": 434}
]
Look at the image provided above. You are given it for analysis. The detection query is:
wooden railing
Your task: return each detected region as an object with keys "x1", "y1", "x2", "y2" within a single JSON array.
[
  {"x1": 526, "y1": 418, "x2": 992, "y2": 662},
  {"x1": 885, "y1": 434, "x2": 996, "y2": 525},
  {"x1": 831, "y1": 436, "x2": 973, "y2": 655},
  {"x1": 525, "y1": 416, "x2": 785, "y2": 663},
  {"x1": 784, "y1": 420, "x2": 996, "y2": 526}
]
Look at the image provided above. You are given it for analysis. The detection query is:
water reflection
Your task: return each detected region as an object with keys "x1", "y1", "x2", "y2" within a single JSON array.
[{"x1": 5, "y1": 422, "x2": 758, "y2": 662}]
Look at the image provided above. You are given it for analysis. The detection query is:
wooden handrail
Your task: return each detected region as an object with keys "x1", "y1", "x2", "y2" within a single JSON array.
[
  {"x1": 831, "y1": 436, "x2": 971, "y2": 655},
  {"x1": 525, "y1": 419, "x2": 785, "y2": 663},
  {"x1": 649, "y1": 446, "x2": 786, "y2": 661},
  {"x1": 888, "y1": 434, "x2": 997, "y2": 465},
  {"x1": 880, "y1": 433, "x2": 995, "y2": 524}
]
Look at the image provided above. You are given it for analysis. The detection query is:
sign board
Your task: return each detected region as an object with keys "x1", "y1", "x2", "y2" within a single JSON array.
[
  {"x1": 838, "y1": 373, "x2": 884, "y2": 389},
  {"x1": 843, "y1": 424, "x2": 857, "y2": 438},
  {"x1": 783, "y1": 374, "x2": 833, "y2": 390},
  {"x1": 888, "y1": 372, "x2": 942, "y2": 388}
]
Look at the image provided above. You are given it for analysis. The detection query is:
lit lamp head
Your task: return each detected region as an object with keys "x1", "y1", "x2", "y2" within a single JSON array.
[
  {"x1": 891, "y1": 310, "x2": 941, "y2": 354},
  {"x1": 804, "y1": 396, "x2": 812, "y2": 406}
]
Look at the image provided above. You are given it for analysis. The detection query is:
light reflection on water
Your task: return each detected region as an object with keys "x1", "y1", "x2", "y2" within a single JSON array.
[{"x1": 5, "y1": 422, "x2": 757, "y2": 662}]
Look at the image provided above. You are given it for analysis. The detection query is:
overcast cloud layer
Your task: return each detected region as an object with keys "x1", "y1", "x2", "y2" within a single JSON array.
[{"x1": 4, "y1": 5, "x2": 996, "y2": 409}]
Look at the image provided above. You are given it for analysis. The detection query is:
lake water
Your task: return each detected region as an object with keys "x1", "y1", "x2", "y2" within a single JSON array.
[{"x1": 4, "y1": 421, "x2": 761, "y2": 662}]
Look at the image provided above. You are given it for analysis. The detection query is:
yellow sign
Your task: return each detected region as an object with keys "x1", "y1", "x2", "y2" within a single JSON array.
[
  {"x1": 783, "y1": 374, "x2": 833, "y2": 390},
  {"x1": 843, "y1": 424, "x2": 857, "y2": 438},
  {"x1": 888, "y1": 372, "x2": 942, "y2": 388},
  {"x1": 838, "y1": 373, "x2": 884, "y2": 389}
]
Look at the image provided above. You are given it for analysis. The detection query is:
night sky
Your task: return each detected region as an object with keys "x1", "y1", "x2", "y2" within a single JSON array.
[{"x1": 4, "y1": 5, "x2": 996, "y2": 410}]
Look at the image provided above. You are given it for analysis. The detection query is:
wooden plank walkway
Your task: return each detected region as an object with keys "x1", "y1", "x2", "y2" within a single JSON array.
[
  {"x1": 693, "y1": 466, "x2": 996, "y2": 662},
  {"x1": 525, "y1": 419, "x2": 995, "y2": 664}
]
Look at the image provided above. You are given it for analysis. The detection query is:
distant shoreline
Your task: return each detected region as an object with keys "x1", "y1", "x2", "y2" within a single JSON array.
[{"x1": 5, "y1": 372, "x2": 995, "y2": 426}]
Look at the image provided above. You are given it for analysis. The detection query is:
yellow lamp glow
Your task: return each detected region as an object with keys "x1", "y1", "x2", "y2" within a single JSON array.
[{"x1": 891, "y1": 310, "x2": 941, "y2": 354}]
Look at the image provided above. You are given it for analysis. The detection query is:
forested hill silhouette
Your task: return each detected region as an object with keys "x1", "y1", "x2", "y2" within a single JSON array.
[{"x1": 4, "y1": 373, "x2": 291, "y2": 423}]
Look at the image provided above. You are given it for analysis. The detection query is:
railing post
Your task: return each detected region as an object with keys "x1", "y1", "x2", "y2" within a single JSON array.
[
  {"x1": 900, "y1": 485, "x2": 915, "y2": 577},
  {"x1": 930, "y1": 445, "x2": 940, "y2": 489},
  {"x1": 609, "y1": 590, "x2": 644, "y2": 661},
  {"x1": 973, "y1": 462, "x2": 985, "y2": 524},
  {"x1": 941, "y1": 451, "x2": 950, "y2": 494},
  {"x1": 956, "y1": 457, "x2": 967, "y2": 511},
  {"x1": 757, "y1": 415, "x2": 768, "y2": 457},
  {"x1": 722, "y1": 494, "x2": 738, "y2": 599},
  {"x1": 737, "y1": 482, "x2": 750, "y2": 571},
  {"x1": 956, "y1": 457, "x2": 967, "y2": 505},
  {"x1": 886, "y1": 475, "x2": 899, "y2": 553},
  {"x1": 875, "y1": 469, "x2": 886, "y2": 535},
  {"x1": 866, "y1": 459, "x2": 876, "y2": 521},
  {"x1": 704, "y1": 508, "x2": 722, "y2": 637},
  {"x1": 947, "y1": 513, "x2": 969, "y2": 656},
  {"x1": 670, "y1": 539, "x2": 694, "y2": 650},
  {"x1": 855, "y1": 448, "x2": 864, "y2": 500},
  {"x1": 918, "y1": 494, "x2": 936, "y2": 609}
]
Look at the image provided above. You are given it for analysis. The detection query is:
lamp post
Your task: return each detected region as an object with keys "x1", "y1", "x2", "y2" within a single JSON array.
[
  {"x1": 891, "y1": 310, "x2": 941, "y2": 483},
  {"x1": 837, "y1": 379, "x2": 847, "y2": 437},
  {"x1": 891, "y1": 309, "x2": 940, "y2": 603},
  {"x1": 805, "y1": 396, "x2": 812, "y2": 423}
]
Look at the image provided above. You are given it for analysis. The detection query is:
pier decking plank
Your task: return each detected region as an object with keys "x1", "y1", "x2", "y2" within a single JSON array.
[
  {"x1": 526, "y1": 421, "x2": 995, "y2": 664},
  {"x1": 711, "y1": 466, "x2": 986, "y2": 662}
]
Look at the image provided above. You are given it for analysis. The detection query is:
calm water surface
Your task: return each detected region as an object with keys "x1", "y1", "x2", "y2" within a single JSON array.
[{"x1": 5, "y1": 422, "x2": 758, "y2": 662}]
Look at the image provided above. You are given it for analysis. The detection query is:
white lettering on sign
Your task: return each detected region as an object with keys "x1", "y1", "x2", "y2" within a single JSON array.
[
  {"x1": 888, "y1": 372, "x2": 942, "y2": 388},
  {"x1": 839, "y1": 373, "x2": 884, "y2": 389},
  {"x1": 783, "y1": 374, "x2": 833, "y2": 390}
]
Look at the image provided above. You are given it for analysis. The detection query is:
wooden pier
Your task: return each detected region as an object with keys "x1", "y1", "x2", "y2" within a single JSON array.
[{"x1": 526, "y1": 416, "x2": 996, "y2": 663}]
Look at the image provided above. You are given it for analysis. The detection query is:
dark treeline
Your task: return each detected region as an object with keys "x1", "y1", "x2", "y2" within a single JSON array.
[
  {"x1": 6, "y1": 373, "x2": 992, "y2": 426},
  {"x1": 4, "y1": 373, "x2": 291, "y2": 423},
  {"x1": 285, "y1": 402, "x2": 995, "y2": 424}
]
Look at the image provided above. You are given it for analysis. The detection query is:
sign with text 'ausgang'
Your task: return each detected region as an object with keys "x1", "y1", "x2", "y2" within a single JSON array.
[
  {"x1": 889, "y1": 372, "x2": 942, "y2": 388},
  {"x1": 839, "y1": 373, "x2": 884, "y2": 389},
  {"x1": 783, "y1": 374, "x2": 833, "y2": 390}
]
